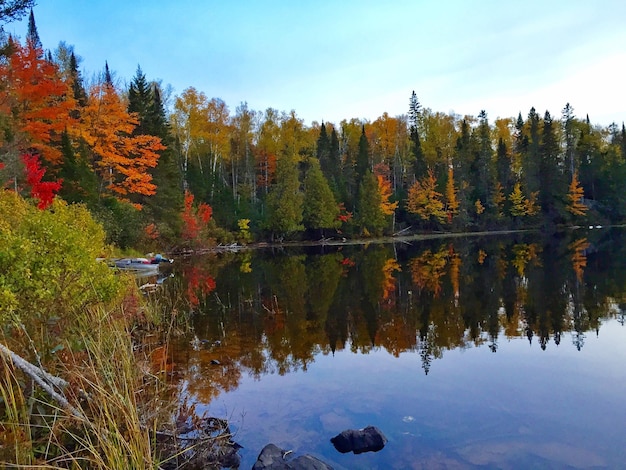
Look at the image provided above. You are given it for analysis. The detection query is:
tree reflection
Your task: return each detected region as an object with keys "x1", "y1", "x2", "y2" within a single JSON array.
[{"x1": 169, "y1": 228, "x2": 626, "y2": 403}]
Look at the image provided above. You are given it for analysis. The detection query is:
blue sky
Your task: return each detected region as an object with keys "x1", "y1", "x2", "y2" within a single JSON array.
[{"x1": 9, "y1": 0, "x2": 626, "y2": 126}]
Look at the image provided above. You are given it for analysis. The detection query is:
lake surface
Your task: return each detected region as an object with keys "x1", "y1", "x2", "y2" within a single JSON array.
[{"x1": 163, "y1": 228, "x2": 626, "y2": 469}]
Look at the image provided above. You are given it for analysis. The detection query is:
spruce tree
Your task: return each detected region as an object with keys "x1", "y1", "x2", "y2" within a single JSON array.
[
  {"x1": 69, "y1": 52, "x2": 87, "y2": 107},
  {"x1": 355, "y1": 125, "x2": 369, "y2": 188},
  {"x1": 303, "y1": 158, "x2": 339, "y2": 236},
  {"x1": 539, "y1": 110, "x2": 564, "y2": 221},
  {"x1": 265, "y1": 155, "x2": 304, "y2": 240},
  {"x1": 104, "y1": 61, "x2": 113, "y2": 86},
  {"x1": 26, "y1": 8, "x2": 41, "y2": 50},
  {"x1": 356, "y1": 170, "x2": 386, "y2": 236},
  {"x1": 408, "y1": 91, "x2": 426, "y2": 180}
]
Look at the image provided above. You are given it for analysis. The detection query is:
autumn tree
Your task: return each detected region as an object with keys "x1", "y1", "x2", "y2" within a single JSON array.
[
  {"x1": 566, "y1": 171, "x2": 587, "y2": 217},
  {"x1": 407, "y1": 169, "x2": 446, "y2": 225},
  {"x1": 0, "y1": 39, "x2": 74, "y2": 184},
  {"x1": 444, "y1": 166, "x2": 459, "y2": 224},
  {"x1": 78, "y1": 77, "x2": 164, "y2": 203}
]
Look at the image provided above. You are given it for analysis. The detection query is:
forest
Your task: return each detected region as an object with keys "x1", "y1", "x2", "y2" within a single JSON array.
[{"x1": 1, "y1": 11, "x2": 626, "y2": 251}]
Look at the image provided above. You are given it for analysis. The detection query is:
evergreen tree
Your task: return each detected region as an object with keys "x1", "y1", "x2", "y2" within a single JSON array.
[
  {"x1": 355, "y1": 125, "x2": 369, "y2": 188},
  {"x1": 265, "y1": 155, "x2": 304, "y2": 239},
  {"x1": 128, "y1": 72, "x2": 184, "y2": 241},
  {"x1": 316, "y1": 122, "x2": 331, "y2": 176},
  {"x1": 26, "y1": 8, "x2": 41, "y2": 51},
  {"x1": 356, "y1": 170, "x2": 386, "y2": 236},
  {"x1": 408, "y1": 91, "x2": 426, "y2": 180},
  {"x1": 562, "y1": 103, "x2": 576, "y2": 178},
  {"x1": 57, "y1": 130, "x2": 98, "y2": 204},
  {"x1": 127, "y1": 65, "x2": 151, "y2": 134},
  {"x1": 104, "y1": 61, "x2": 113, "y2": 86},
  {"x1": 496, "y1": 137, "x2": 512, "y2": 217},
  {"x1": 69, "y1": 51, "x2": 87, "y2": 107},
  {"x1": 471, "y1": 110, "x2": 493, "y2": 213},
  {"x1": 303, "y1": 158, "x2": 339, "y2": 236},
  {"x1": 539, "y1": 110, "x2": 564, "y2": 221},
  {"x1": 522, "y1": 108, "x2": 541, "y2": 196}
]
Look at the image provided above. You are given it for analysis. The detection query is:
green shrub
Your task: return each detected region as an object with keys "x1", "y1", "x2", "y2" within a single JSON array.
[{"x1": 0, "y1": 191, "x2": 121, "y2": 356}]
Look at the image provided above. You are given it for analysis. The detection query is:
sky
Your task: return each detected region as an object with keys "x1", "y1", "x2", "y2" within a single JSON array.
[{"x1": 8, "y1": 0, "x2": 626, "y2": 126}]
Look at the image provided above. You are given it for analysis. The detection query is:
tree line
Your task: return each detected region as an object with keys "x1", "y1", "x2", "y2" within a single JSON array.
[{"x1": 1, "y1": 10, "x2": 625, "y2": 249}]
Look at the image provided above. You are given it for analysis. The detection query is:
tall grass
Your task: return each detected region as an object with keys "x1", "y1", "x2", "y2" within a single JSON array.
[{"x1": 0, "y1": 285, "x2": 176, "y2": 469}]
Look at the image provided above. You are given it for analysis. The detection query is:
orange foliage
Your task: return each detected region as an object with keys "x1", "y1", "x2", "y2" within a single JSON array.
[
  {"x1": 381, "y1": 258, "x2": 401, "y2": 300},
  {"x1": 0, "y1": 41, "x2": 75, "y2": 165},
  {"x1": 374, "y1": 163, "x2": 398, "y2": 216},
  {"x1": 256, "y1": 150, "x2": 277, "y2": 190},
  {"x1": 410, "y1": 248, "x2": 448, "y2": 297},
  {"x1": 569, "y1": 238, "x2": 590, "y2": 282},
  {"x1": 77, "y1": 83, "x2": 164, "y2": 198},
  {"x1": 567, "y1": 171, "x2": 587, "y2": 216},
  {"x1": 448, "y1": 246, "x2": 461, "y2": 301}
]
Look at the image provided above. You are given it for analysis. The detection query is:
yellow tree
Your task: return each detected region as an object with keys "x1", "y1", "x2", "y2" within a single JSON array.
[
  {"x1": 407, "y1": 169, "x2": 446, "y2": 223},
  {"x1": 566, "y1": 171, "x2": 587, "y2": 216},
  {"x1": 78, "y1": 82, "x2": 164, "y2": 201},
  {"x1": 444, "y1": 167, "x2": 459, "y2": 223},
  {"x1": 508, "y1": 182, "x2": 539, "y2": 218}
]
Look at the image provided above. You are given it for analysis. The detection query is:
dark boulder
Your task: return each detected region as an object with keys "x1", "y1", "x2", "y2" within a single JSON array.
[
  {"x1": 330, "y1": 426, "x2": 387, "y2": 454},
  {"x1": 252, "y1": 443, "x2": 333, "y2": 470}
]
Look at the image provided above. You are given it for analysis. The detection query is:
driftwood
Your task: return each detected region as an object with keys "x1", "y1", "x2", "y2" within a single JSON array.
[{"x1": 0, "y1": 342, "x2": 86, "y2": 420}]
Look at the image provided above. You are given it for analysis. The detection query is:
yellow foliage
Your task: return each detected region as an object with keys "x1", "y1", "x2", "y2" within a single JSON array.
[{"x1": 566, "y1": 172, "x2": 588, "y2": 216}]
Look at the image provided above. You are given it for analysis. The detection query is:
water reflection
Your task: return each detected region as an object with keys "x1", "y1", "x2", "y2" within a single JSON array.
[{"x1": 164, "y1": 228, "x2": 626, "y2": 468}]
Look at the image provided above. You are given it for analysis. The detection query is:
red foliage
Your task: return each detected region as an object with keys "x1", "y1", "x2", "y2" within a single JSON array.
[
  {"x1": 181, "y1": 190, "x2": 213, "y2": 245},
  {"x1": 22, "y1": 153, "x2": 62, "y2": 209},
  {"x1": 336, "y1": 202, "x2": 353, "y2": 223},
  {"x1": 198, "y1": 202, "x2": 213, "y2": 224},
  {"x1": 184, "y1": 265, "x2": 216, "y2": 307},
  {"x1": 182, "y1": 190, "x2": 199, "y2": 240}
]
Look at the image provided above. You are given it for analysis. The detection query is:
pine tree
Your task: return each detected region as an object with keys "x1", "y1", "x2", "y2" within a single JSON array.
[
  {"x1": 562, "y1": 103, "x2": 576, "y2": 179},
  {"x1": 127, "y1": 65, "x2": 151, "y2": 134},
  {"x1": 408, "y1": 91, "x2": 426, "y2": 179},
  {"x1": 471, "y1": 110, "x2": 493, "y2": 212},
  {"x1": 26, "y1": 8, "x2": 41, "y2": 51},
  {"x1": 265, "y1": 154, "x2": 303, "y2": 239},
  {"x1": 303, "y1": 158, "x2": 339, "y2": 236},
  {"x1": 104, "y1": 61, "x2": 113, "y2": 86},
  {"x1": 356, "y1": 170, "x2": 386, "y2": 236},
  {"x1": 355, "y1": 125, "x2": 369, "y2": 188},
  {"x1": 69, "y1": 51, "x2": 87, "y2": 107},
  {"x1": 316, "y1": 122, "x2": 331, "y2": 176},
  {"x1": 539, "y1": 110, "x2": 564, "y2": 220}
]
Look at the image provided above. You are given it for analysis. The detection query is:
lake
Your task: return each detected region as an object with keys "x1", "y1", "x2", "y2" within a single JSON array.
[{"x1": 163, "y1": 228, "x2": 626, "y2": 469}]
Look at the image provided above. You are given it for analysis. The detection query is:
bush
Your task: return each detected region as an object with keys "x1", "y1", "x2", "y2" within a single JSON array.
[{"x1": 0, "y1": 191, "x2": 121, "y2": 356}]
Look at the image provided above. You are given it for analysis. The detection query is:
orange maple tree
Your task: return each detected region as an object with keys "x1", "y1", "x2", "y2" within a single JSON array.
[
  {"x1": 77, "y1": 82, "x2": 164, "y2": 200},
  {"x1": 373, "y1": 163, "x2": 398, "y2": 216},
  {"x1": 0, "y1": 39, "x2": 74, "y2": 167}
]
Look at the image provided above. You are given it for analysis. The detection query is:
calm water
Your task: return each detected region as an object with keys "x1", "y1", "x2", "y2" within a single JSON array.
[{"x1": 164, "y1": 228, "x2": 626, "y2": 469}]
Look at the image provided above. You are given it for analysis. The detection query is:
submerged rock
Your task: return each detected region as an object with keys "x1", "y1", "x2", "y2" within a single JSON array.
[
  {"x1": 252, "y1": 443, "x2": 333, "y2": 470},
  {"x1": 330, "y1": 426, "x2": 387, "y2": 454}
]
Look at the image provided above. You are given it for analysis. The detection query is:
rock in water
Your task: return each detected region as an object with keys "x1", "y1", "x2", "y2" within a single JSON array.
[
  {"x1": 330, "y1": 426, "x2": 387, "y2": 454},
  {"x1": 252, "y1": 443, "x2": 333, "y2": 469}
]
